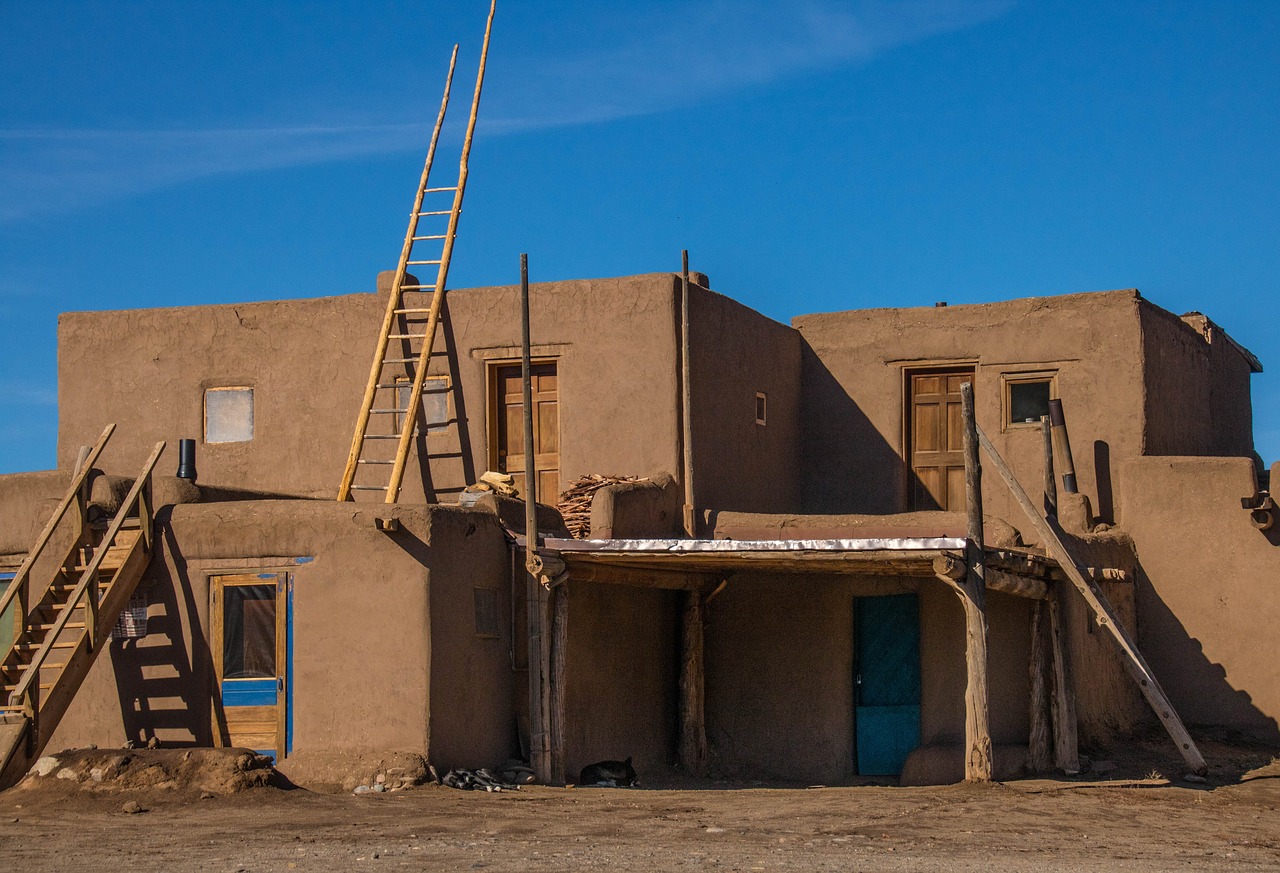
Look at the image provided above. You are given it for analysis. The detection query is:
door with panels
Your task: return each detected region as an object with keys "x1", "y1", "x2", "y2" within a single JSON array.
[
  {"x1": 490, "y1": 361, "x2": 561, "y2": 501},
  {"x1": 906, "y1": 368, "x2": 973, "y2": 511},
  {"x1": 211, "y1": 573, "x2": 291, "y2": 761}
]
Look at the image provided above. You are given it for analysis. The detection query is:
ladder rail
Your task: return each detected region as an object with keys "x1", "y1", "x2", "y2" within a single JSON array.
[
  {"x1": 337, "y1": 46, "x2": 460, "y2": 501},
  {"x1": 0, "y1": 424, "x2": 114, "y2": 649},
  {"x1": 384, "y1": 0, "x2": 496, "y2": 503},
  {"x1": 9, "y1": 441, "x2": 165, "y2": 709}
]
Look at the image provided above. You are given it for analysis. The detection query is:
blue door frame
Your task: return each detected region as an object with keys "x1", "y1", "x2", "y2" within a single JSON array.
[{"x1": 213, "y1": 572, "x2": 292, "y2": 761}]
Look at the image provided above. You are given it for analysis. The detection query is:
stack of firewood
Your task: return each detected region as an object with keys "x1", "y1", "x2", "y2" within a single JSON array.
[{"x1": 557, "y1": 474, "x2": 647, "y2": 539}]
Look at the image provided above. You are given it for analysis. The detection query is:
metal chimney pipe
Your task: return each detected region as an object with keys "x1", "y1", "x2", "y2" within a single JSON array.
[{"x1": 176, "y1": 438, "x2": 198, "y2": 482}]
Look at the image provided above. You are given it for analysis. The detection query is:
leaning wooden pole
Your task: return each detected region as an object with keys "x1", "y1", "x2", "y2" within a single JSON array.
[{"x1": 974, "y1": 424, "x2": 1208, "y2": 776}]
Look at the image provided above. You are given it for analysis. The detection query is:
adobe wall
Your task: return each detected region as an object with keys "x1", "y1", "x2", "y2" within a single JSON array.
[
  {"x1": 563, "y1": 582, "x2": 679, "y2": 782},
  {"x1": 0, "y1": 470, "x2": 65, "y2": 557},
  {"x1": 1118, "y1": 456, "x2": 1280, "y2": 743},
  {"x1": 703, "y1": 575, "x2": 1031, "y2": 784},
  {"x1": 56, "y1": 272, "x2": 691, "y2": 503},
  {"x1": 51, "y1": 501, "x2": 517, "y2": 770},
  {"x1": 793, "y1": 291, "x2": 1147, "y2": 530},
  {"x1": 687, "y1": 283, "x2": 803, "y2": 516}
]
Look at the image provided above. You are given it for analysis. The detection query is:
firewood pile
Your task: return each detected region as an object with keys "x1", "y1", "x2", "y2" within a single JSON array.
[{"x1": 557, "y1": 474, "x2": 648, "y2": 539}]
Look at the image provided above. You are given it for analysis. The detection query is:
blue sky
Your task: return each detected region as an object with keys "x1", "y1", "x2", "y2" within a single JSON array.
[{"x1": 2, "y1": 0, "x2": 1278, "y2": 472}]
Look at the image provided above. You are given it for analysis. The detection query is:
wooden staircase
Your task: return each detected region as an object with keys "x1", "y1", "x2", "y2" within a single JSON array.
[{"x1": 0, "y1": 427, "x2": 164, "y2": 788}]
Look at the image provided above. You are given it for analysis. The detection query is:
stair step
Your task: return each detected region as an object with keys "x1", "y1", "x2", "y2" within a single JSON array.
[
  {"x1": 14, "y1": 641, "x2": 76, "y2": 651},
  {"x1": 33, "y1": 622, "x2": 86, "y2": 632}
]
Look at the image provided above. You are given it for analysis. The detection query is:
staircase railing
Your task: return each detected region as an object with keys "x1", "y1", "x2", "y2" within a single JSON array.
[
  {"x1": 8, "y1": 440, "x2": 164, "y2": 716},
  {"x1": 0, "y1": 424, "x2": 115, "y2": 665}
]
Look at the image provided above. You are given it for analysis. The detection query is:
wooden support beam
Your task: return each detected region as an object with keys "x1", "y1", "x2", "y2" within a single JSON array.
[
  {"x1": 1041, "y1": 416, "x2": 1057, "y2": 519},
  {"x1": 558, "y1": 562, "x2": 707, "y2": 590},
  {"x1": 975, "y1": 424, "x2": 1208, "y2": 776},
  {"x1": 1048, "y1": 589, "x2": 1080, "y2": 774},
  {"x1": 526, "y1": 570, "x2": 550, "y2": 784},
  {"x1": 549, "y1": 584, "x2": 568, "y2": 786},
  {"x1": 955, "y1": 383, "x2": 993, "y2": 782},
  {"x1": 934, "y1": 554, "x2": 1049, "y2": 600},
  {"x1": 678, "y1": 586, "x2": 709, "y2": 777},
  {"x1": 1028, "y1": 600, "x2": 1054, "y2": 773}
]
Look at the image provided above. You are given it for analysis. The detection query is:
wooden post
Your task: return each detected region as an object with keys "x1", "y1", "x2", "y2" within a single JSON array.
[
  {"x1": 1041, "y1": 416, "x2": 1057, "y2": 519},
  {"x1": 957, "y1": 383, "x2": 993, "y2": 781},
  {"x1": 680, "y1": 250, "x2": 696, "y2": 538},
  {"x1": 1027, "y1": 599, "x2": 1054, "y2": 773},
  {"x1": 678, "y1": 586, "x2": 709, "y2": 777},
  {"x1": 549, "y1": 583, "x2": 568, "y2": 786},
  {"x1": 1047, "y1": 589, "x2": 1080, "y2": 773},
  {"x1": 975, "y1": 424, "x2": 1208, "y2": 776}
]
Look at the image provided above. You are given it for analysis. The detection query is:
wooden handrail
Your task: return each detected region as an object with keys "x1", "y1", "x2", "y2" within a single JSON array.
[
  {"x1": 9, "y1": 441, "x2": 165, "y2": 708},
  {"x1": 0, "y1": 425, "x2": 115, "y2": 627}
]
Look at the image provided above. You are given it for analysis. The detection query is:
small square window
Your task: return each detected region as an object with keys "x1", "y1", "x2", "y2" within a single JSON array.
[
  {"x1": 1005, "y1": 377, "x2": 1054, "y2": 428},
  {"x1": 205, "y1": 387, "x2": 253, "y2": 443},
  {"x1": 396, "y1": 376, "x2": 450, "y2": 434},
  {"x1": 473, "y1": 587, "x2": 499, "y2": 638},
  {"x1": 755, "y1": 392, "x2": 767, "y2": 426}
]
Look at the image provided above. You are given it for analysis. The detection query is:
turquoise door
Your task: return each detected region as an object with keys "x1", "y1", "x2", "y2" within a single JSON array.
[{"x1": 854, "y1": 593, "x2": 921, "y2": 776}]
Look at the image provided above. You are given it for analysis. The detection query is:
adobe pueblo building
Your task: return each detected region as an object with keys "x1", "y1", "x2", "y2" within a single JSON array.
[{"x1": 0, "y1": 267, "x2": 1276, "y2": 789}]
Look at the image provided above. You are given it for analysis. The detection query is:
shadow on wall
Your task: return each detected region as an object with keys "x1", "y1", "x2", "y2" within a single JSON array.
[
  {"x1": 415, "y1": 295, "x2": 477, "y2": 504},
  {"x1": 799, "y1": 344, "x2": 905, "y2": 515},
  {"x1": 1093, "y1": 441, "x2": 1115, "y2": 525},
  {"x1": 1135, "y1": 562, "x2": 1280, "y2": 745},
  {"x1": 109, "y1": 516, "x2": 214, "y2": 746}
]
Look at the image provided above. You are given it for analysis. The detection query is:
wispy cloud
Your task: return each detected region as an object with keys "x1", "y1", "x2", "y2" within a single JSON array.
[
  {"x1": 0, "y1": 383, "x2": 57, "y2": 407},
  {"x1": 0, "y1": 0, "x2": 1011, "y2": 221}
]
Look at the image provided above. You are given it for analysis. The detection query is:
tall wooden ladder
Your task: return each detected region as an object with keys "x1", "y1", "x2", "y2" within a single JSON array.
[
  {"x1": 337, "y1": 1, "x2": 495, "y2": 504},
  {"x1": 0, "y1": 426, "x2": 165, "y2": 788}
]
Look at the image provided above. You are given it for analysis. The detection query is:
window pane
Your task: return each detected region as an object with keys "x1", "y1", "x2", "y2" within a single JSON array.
[
  {"x1": 1009, "y1": 381, "x2": 1051, "y2": 425},
  {"x1": 223, "y1": 584, "x2": 276, "y2": 679},
  {"x1": 206, "y1": 388, "x2": 254, "y2": 443}
]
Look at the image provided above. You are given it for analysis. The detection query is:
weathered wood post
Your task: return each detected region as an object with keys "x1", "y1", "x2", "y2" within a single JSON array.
[
  {"x1": 1027, "y1": 600, "x2": 1054, "y2": 773},
  {"x1": 1048, "y1": 590, "x2": 1081, "y2": 773},
  {"x1": 678, "y1": 583, "x2": 709, "y2": 777},
  {"x1": 957, "y1": 382, "x2": 993, "y2": 781},
  {"x1": 1041, "y1": 416, "x2": 1057, "y2": 519},
  {"x1": 520, "y1": 253, "x2": 552, "y2": 785},
  {"x1": 549, "y1": 583, "x2": 568, "y2": 786}
]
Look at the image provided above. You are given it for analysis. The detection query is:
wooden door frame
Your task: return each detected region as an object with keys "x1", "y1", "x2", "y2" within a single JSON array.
[
  {"x1": 485, "y1": 357, "x2": 561, "y2": 484},
  {"x1": 210, "y1": 572, "x2": 290, "y2": 760},
  {"x1": 901, "y1": 363, "x2": 977, "y2": 511}
]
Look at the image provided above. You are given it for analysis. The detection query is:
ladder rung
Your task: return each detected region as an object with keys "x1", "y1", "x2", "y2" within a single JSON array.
[
  {"x1": 363, "y1": 435, "x2": 402, "y2": 440},
  {"x1": 15, "y1": 641, "x2": 75, "y2": 651},
  {"x1": 384, "y1": 355, "x2": 441, "y2": 364},
  {"x1": 424, "y1": 187, "x2": 458, "y2": 193},
  {"x1": 406, "y1": 260, "x2": 442, "y2": 266},
  {"x1": 357, "y1": 460, "x2": 395, "y2": 465},
  {"x1": 1, "y1": 683, "x2": 55, "y2": 693},
  {"x1": 394, "y1": 308, "x2": 433, "y2": 314},
  {"x1": 387, "y1": 333, "x2": 427, "y2": 340},
  {"x1": 415, "y1": 210, "x2": 452, "y2": 216},
  {"x1": 35, "y1": 622, "x2": 85, "y2": 631},
  {"x1": 412, "y1": 235, "x2": 446, "y2": 241},
  {"x1": 350, "y1": 485, "x2": 389, "y2": 491},
  {"x1": 369, "y1": 409, "x2": 407, "y2": 414},
  {"x1": 400, "y1": 284, "x2": 436, "y2": 290}
]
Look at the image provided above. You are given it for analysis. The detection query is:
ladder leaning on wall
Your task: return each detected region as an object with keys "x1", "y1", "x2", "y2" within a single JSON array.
[{"x1": 337, "y1": 0, "x2": 495, "y2": 504}]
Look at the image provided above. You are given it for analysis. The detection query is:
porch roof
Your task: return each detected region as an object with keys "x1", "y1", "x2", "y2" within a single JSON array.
[{"x1": 544, "y1": 536, "x2": 1058, "y2": 585}]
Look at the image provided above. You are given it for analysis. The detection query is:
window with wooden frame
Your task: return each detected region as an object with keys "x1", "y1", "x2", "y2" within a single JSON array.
[
  {"x1": 1002, "y1": 371, "x2": 1057, "y2": 430},
  {"x1": 395, "y1": 375, "x2": 450, "y2": 434},
  {"x1": 755, "y1": 392, "x2": 767, "y2": 426},
  {"x1": 204, "y1": 387, "x2": 254, "y2": 443}
]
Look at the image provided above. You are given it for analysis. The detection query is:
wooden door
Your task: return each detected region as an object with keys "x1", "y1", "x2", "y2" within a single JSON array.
[
  {"x1": 854, "y1": 594, "x2": 921, "y2": 775},
  {"x1": 492, "y1": 362, "x2": 560, "y2": 501},
  {"x1": 211, "y1": 573, "x2": 290, "y2": 761},
  {"x1": 907, "y1": 369, "x2": 972, "y2": 511}
]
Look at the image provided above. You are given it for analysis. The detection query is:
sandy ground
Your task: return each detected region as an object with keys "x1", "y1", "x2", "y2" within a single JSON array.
[{"x1": 1, "y1": 741, "x2": 1278, "y2": 872}]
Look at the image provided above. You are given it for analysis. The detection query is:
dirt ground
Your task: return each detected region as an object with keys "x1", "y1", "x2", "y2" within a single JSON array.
[{"x1": 2, "y1": 738, "x2": 1278, "y2": 872}]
